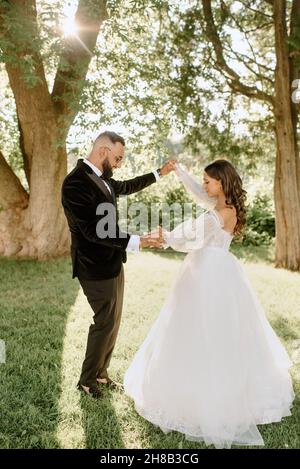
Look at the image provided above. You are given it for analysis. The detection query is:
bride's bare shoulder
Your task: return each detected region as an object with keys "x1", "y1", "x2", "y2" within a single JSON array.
[
  {"x1": 217, "y1": 206, "x2": 237, "y2": 230},
  {"x1": 217, "y1": 204, "x2": 236, "y2": 214}
]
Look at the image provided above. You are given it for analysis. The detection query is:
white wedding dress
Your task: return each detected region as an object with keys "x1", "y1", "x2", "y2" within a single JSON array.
[{"x1": 124, "y1": 163, "x2": 295, "y2": 449}]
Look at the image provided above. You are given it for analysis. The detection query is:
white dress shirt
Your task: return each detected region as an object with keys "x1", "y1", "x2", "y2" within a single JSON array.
[{"x1": 83, "y1": 159, "x2": 160, "y2": 252}]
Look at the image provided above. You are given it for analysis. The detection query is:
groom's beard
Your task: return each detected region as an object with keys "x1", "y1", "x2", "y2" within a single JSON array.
[{"x1": 102, "y1": 158, "x2": 113, "y2": 179}]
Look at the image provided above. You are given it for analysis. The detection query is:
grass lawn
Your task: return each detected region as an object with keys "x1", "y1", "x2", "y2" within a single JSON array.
[{"x1": 0, "y1": 245, "x2": 299, "y2": 449}]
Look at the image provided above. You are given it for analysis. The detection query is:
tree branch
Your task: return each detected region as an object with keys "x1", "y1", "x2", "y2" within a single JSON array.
[
  {"x1": 0, "y1": 1, "x2": 53, "y2": 118},
  {"x1": 201, "y1": 0, "x2": 274, "y2": 105},
  {"x1": 239, "y1": 1, "x2": 273, "y2": 18},
  {"x1": 51, "y1": 0, "x2": 108, "y2": 127},
  {"x1": 239, "y1": 20, "x2": 273, "y2": 34},
  {"x1": 0, "y1": 0, "x2": 53, "y2": 176},
  {"x1": 227, "y1": 11, "x2": 274, "y2": 85},
  {"x1": 0, "y1": 150, "x2": 28, "y2": 210},
  {"x1": 223, "y1": 43, "x2": 274, "y2": 85}
]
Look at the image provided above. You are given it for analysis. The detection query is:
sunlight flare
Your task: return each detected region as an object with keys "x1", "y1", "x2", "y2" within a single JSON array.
[
  {"x1": 62, "y1": 16, "x2": 78, "y2": 37},
  {"x1": 60, "y1": 14, "x2": 93, "y2": 56}
]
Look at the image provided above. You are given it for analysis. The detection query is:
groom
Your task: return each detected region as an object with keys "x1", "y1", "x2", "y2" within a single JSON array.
[{"x1": 61, "y1": 131, "x2": 174, "y2": 398}]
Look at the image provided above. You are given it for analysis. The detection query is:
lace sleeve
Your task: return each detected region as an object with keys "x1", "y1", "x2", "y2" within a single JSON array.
[
  {"x1": 175, "y1": 163, "x2": 217, "y2": 210},
  {"x1": 163, "y1": 211, "x2": 221, "y2": 253}
]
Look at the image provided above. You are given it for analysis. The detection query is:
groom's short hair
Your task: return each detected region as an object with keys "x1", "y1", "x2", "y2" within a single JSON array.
[{"x1": 95, "y1": 131, "x2": 125, "y2": 147}]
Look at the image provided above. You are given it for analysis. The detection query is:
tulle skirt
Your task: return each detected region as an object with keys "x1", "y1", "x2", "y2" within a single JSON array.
[{"x1": 124, "y1": 246, "x2": 295, "y2": 449}]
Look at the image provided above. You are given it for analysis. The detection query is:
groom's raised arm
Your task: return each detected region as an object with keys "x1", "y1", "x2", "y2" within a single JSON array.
[
  {"x1": 110, "y1": 160, "x2": 176, "y2": 197},
  {"x1": 110, "y1": 171, "x2": 157, "y2": 197}
]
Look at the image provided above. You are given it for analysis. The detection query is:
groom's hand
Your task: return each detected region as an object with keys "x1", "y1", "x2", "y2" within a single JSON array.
[{"x1": 159, "y1": 159, "x2": 177, "y2": 176}]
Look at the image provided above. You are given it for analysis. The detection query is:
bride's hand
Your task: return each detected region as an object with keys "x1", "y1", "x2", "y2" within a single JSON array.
[
  {"x1": 148, "y1": 225, "x2": 165, "y2": 240},
  {"x1": 159, "y1": 159, "x2": 178, "y2": 176}
]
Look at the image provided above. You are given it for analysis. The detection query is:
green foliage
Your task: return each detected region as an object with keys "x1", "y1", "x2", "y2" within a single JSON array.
[
  {"x1": 81, "y1": 0, "x2": 277, "y2": 175},
  {"x1": 126, "y1": 183, "x2": 197, "y2": 232},
  {"x1": 1, "y1": 0, "x2": 278, "y2": 183},
  {"x1": 0, "y1": 72, "x2": 26, "y2": 182},
  {"x1": 0, "y1": 0, "x2": 280, "y2": 227},
  {"x1": 243, "y1": 194, "x2": 275, "y2": 246}
]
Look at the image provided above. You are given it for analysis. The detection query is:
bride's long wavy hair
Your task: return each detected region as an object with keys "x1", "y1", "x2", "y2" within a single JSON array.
[{"x1": 204, "y1": 159, "x2": 247, "y2": 237}]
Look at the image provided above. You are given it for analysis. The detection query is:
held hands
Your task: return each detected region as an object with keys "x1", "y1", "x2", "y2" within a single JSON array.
[
  {"x1": 140, "y1": 226, "x2": 166, "y2": 249},
  {"x1": 159, "y1": 159, "x2": 178, "y2": 176}
]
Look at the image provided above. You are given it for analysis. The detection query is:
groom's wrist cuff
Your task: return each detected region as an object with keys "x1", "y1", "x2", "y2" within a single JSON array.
[{"x1": 152, "y1": 169, "x2": 161, "y2": 181}]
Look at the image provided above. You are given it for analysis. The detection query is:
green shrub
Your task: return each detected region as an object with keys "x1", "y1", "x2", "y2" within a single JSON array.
[
  {"x1": 242, "y1": 194, "x2": 275, "y2": 246},
  {"x1": 122, "y1": 189, "x2": 275, "y2": 247}
]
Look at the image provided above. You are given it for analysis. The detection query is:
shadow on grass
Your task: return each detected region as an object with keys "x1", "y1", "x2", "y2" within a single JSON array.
[
  {"x1": 0, "y1": 256, "x2": 79, "y2": 448},
  {"x1": 78, "y1": 387, "x2": 124, "y2": 448}
]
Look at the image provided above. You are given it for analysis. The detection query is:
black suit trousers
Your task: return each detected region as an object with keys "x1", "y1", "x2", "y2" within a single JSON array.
[{"x1": 78, "y1": 266, "x2": 124, "y2": 387}]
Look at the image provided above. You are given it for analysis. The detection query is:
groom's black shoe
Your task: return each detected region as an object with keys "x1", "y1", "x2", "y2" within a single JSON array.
[
  {"x1": 96, "y1": 377, "x2": 124, "y2": 391},
  {"x1": 77, "y1": 382, "x2": 103, "y2": 399}
]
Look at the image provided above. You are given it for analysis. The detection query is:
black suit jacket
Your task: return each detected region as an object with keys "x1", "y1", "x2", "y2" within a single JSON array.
[{"x1": 61, "y1": 159, "x2": 157, "y2": 280}]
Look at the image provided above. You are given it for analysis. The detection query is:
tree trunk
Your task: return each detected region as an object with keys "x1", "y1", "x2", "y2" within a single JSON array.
[
  {"x1": 273, "y1": 0, "x2": 300, "y2": 271},
  {"x1": 274, "y1": 120, "x2": 300, "y2": 271},
  {"x1": 0, "y1": 0, "x2": 107, "y2": 259},
  {"x1": 0, "y1": 150, "x2": 28, "y2": 256},
  {"x1": 0, "y1": 124, "x2": 70, "y2": 259}
]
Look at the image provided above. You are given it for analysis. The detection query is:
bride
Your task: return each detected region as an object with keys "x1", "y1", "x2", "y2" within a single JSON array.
[{"x1": 124, "y1": 159, "x2": 295, "y2": 449}]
